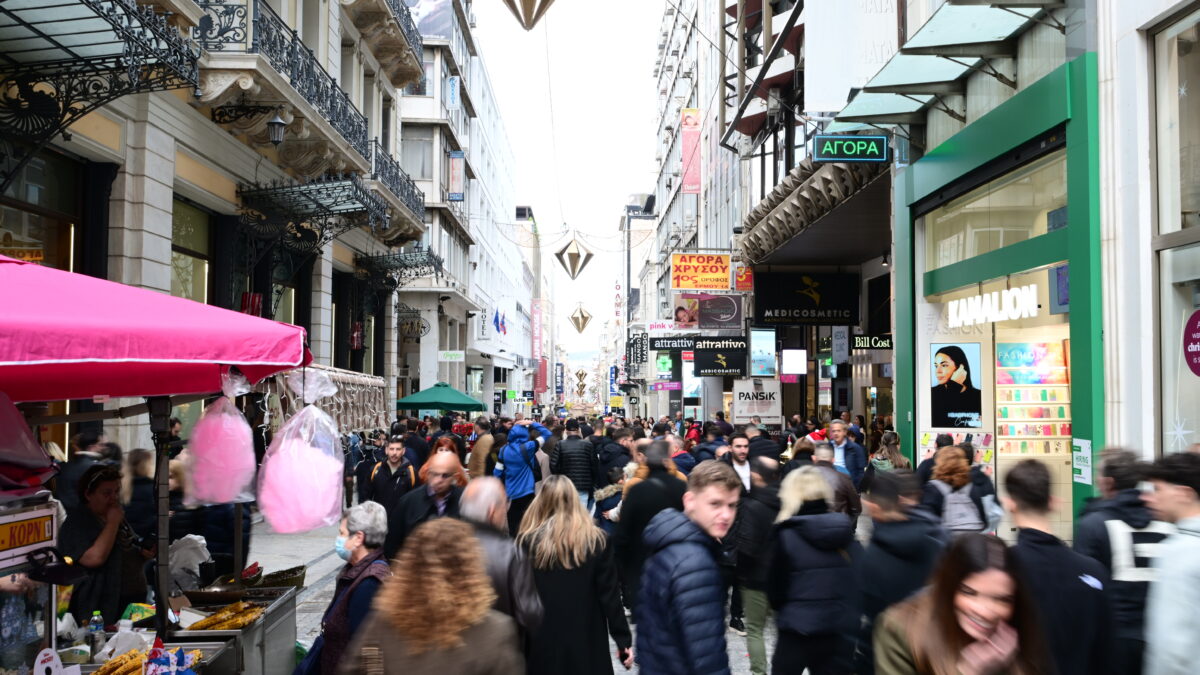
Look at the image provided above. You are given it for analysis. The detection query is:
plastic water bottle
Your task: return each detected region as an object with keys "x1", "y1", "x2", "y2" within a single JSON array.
[{"x1": 88, "y1": 611, "x2": 105, "y2": 655}]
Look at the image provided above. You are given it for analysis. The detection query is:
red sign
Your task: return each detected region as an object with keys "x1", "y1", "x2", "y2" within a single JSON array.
[
  {"x1": 682, "y1": 351, "x2": 694, "y2": 361},
  {"x1": 735, "y1": 265, "x2": 754, "y2": 292},
  {"x1": 536, "y1": 358, "x2": 549, "y2": 393},
  {"x1": 1185, "y1": 310, "x2": 1200, "y2": 376},
  {"x1": 780, "y1": 374, "x2": 799, "y2": 383}
]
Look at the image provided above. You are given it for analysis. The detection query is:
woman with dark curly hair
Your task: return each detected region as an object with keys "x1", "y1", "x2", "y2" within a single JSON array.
[
  {"x1": 338, "y1": 518, "x2": 523, "y2": 675},
  {"x1": 921, "y1": 446, "x2": 992, "y2": 537}
]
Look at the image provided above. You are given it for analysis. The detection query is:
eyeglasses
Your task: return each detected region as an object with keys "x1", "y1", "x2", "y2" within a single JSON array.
[{"x1": 427, "y1": 471, "x2": 456, "y2": 480}]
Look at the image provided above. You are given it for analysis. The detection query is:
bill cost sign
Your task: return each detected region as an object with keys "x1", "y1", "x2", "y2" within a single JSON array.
[{"x1": 671, "y1": 253, "x2": 731, "y2": 290}]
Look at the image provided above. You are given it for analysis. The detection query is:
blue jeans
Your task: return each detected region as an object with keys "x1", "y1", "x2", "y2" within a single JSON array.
[{"x1": 578, "y1": 490, "x2": 594, "y2": 515}]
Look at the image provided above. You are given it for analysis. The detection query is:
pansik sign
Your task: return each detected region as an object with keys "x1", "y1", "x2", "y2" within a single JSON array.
[
  {"x1": 753, "y1": 271, "x2": 860, "y2": 325},
  {"x1": 733, "y1": 378, "x2": 782, "y2": 425},
  {"x1": 671, "y1": 254, "x2": 731, "y2": 290},
  {"x1": 947, "y1": 285, "x2": 1039, "y2": 329}
]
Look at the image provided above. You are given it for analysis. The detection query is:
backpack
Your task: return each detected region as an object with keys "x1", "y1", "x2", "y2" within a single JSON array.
[
  {"x1": 932, "y1": 480, "x2": 984, "y2": 532},
  {"x1": 499, "y1": 440, "x2": 541, "y2": 483}
]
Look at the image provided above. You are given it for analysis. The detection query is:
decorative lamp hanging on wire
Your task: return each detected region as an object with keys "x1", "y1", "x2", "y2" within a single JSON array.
[
  {"x1": 556, "y1": 236, "x2": 593, "y2": 280},
  {"x1": 501, "y1": 0, "x2": 557, "y2": 30},
  {"x1": 569, "y1": 305, "x2": 592, "y2": 334}
]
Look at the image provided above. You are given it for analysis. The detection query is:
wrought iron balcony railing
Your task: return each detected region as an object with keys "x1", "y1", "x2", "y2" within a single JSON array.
[
  {"x1": 371, "y1": 140, "x2": 425, "y2": 222},
  {"x1": 382, "y1": 0, "x2": 423, "y2": 65},
  {"x1": 194, "y1": 0, "x2": 370, "y2": 162}
]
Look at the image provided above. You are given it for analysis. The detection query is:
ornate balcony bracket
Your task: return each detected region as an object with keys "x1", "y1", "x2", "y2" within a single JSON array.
[
  {"x1": 339, "y1": 0, "x2": 423, "y2": 86},
  {"x1": 0, "y1": 0, "x2": 201, "y2": 192},
  {"x1": 355, "y1": 246, "x2": 444, "y2": 293}
]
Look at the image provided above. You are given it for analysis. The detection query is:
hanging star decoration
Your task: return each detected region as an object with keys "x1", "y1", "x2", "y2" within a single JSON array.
[
  {"x1": 501, "y1": 0, "x2": 557, "y2": 30},
  {"x1": 556, "y1": 236, "x2": 594, "y2": 280},
  {"x1": 569, "y1": 306, "x2": 592, "y2": 333},
  {"x1": 1166, "y1": 418, "x2": 1194, "y2": 450},
  {"x1": 576, "y1": 370, "x2": 587, "y2": 382}
]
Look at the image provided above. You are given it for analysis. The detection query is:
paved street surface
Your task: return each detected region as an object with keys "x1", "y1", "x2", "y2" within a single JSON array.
[{"x1": 251, "y1": 516, "x2": 777, "y2": 673}]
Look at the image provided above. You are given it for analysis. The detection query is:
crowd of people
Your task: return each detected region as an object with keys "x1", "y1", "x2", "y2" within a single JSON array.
[{"x1": 49, "y1": 411, "x2": 1200, "y2": 675}]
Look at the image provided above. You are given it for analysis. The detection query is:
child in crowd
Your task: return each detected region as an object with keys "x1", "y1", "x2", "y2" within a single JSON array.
[{"x1": 594, "y1": 466, "x2": 625, "y2": 535}]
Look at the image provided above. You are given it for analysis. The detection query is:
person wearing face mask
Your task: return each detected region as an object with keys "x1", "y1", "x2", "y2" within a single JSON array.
[
  {"x1": 874, "y1": 533, "x2": 1050, "y2": 675},
  {"x1": 297, "y1": 501, "x2": 391, "y2": 675}
]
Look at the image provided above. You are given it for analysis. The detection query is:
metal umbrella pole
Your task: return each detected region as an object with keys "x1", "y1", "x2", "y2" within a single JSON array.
[{"x1": 147, "y1": 396, "x2": 173, "y2": 639}]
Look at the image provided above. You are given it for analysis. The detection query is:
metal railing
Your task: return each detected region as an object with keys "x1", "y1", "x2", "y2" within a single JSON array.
[
  {"x1": 194, "y1": 0, "x2": 371, "y2": 162},
  {"x1": 382, "y1": 0, "x2": 423, "y2": 64},
  {"x1": 372, "y1": 139, "x2": 426, "y2": 222}
]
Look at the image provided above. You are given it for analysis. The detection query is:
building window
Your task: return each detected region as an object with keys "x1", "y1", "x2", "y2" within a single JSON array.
[
  {"x1": 171, "y1": 199, "x2": 212, "y2": 303},
  {"x1": 1156, "y1": 8, "x2": 1200, "y2": 234},
  {"x1": 0, "y1": 150, "x2": 81, "y2": 270},
  {"x1": 402, "y1": 125, "x2": 434, "y2": 179}
]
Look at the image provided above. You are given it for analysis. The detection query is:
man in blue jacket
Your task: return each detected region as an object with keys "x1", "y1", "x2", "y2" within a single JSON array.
[
  {"x1": 636, "y1": 460, "x2": 741, "y2": 675},
  {"x1": 828, "y1": 420, "x2": 867, "y2": 489},
  {"x1": 494, "y1": 418, "x2": 551, "y2": 534}
]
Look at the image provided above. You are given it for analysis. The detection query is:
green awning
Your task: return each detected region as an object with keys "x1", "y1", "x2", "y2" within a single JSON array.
[
  {"x1": 395, "y1": 382, "x2": 486, "y2": 412},
  {"x1": 902, "y1": 3, "x2": 1044, "y2": 57}
]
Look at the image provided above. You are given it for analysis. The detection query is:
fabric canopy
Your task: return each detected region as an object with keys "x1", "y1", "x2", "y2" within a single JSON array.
[
  {"x1": 395, "y1": 382, "x2": 486, "y2": 412},
  {"x1": 0, "y1": 255, "x2": 310, "y2": 402}
]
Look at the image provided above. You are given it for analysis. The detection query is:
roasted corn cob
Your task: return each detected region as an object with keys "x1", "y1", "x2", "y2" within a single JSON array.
[
  {"x1": 93, "y1": 650, "x2": 140, "y2": 675},
  {"x1": 187, "y1": 601, "x2": 251, "y2": 630},
  {"x1": 210, "y1": 606, "x2": 264, "y2": 630}
]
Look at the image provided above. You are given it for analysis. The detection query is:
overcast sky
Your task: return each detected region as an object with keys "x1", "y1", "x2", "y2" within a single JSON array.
[{"x1": 473, "y1": 1, "x2": 665, "y2": 359}]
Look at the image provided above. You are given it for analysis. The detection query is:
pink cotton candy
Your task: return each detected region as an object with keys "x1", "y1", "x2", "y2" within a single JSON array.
[
  {"x1": 186, "y1": 397, "x2": 256, "y2": 505},
  {"x1": 257, "y1": 405, "x2": 344, "y2": 533}
]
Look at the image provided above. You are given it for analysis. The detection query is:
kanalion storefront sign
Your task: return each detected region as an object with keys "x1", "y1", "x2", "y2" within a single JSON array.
[{"x1": 947, "y1": 285, "x2": 1039, "y2": 329}]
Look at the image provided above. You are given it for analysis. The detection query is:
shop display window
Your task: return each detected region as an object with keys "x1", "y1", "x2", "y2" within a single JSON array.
[
  {"x1": 170, "y1": 199, "x2": 211, "y2": 304},
  {"x1": 1160, "y1": 242, "x2": 1200, "y2": 452},
  {"x1": 1155, "y1": 7, "x2": 1200, "y2": 234},
  {"x1": 923, "y1": 149, "x2": 1066, "y2": 272}
]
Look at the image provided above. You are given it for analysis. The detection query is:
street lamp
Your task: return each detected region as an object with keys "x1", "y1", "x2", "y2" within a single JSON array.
[{"x1": 267, "y1": 108, "x2": 287, "y2": 147}]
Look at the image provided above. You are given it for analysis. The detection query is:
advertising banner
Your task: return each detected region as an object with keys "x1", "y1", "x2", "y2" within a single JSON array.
[
  {"x1": 753, "y1": 271, "x2": 860, "y2": 325},
  {"x1": 448, "y1": 150, "x2": 465, "y2": 201},
  {"x1": 650, "y1": 336, "x2": 695, "y2": 351},
  {"x1": 555, "y1": 362, "x2": 564, "y2": 397},
  {"x1": 438, "y1": 350, "x2": 465, "y2": 362},
  {"x1": 628, "y1": 332, "x2": 649, "y2": 364},
  {"x1": 651, "y1": 381, "x2": 682, "y2": 391},
  {"x1": 536, "y1": 358, "x2": 548, "y2": 394},
  {"x1": 608, "y1": 366, "x2": 618, "y2": 396},
  {"x1": 698, "y1": 294, "x2": 743, "y2": 330},
  {"x1": 750, "y1": 329, "x2": 777, "y2": 376},
  {"x1": 681, "y1": 108, "x2": 701, "y2": 194},
  {"x1": 669, "y1": 292, "x2": 700, "y2": 328},
  {"x1": 445, "y1": 75, "x2": 461, "y2": 110},
  {"x1": 733, "y1": 378, "x2": 783, "y2": 425},
  {"x1": 693, "y1": 336, "x2": 748, "y2": 377},
  {"x1": 734, "y1": 264, "x2": 754, "y2": 292},
  {"x1": 671, "y1": 254, "x2": 731, "y2": 290}
]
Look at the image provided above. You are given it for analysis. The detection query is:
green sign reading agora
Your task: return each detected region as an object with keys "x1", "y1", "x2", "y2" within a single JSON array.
[{"x1": 812, "y1": 135, "x2": 890, "y2": 163}]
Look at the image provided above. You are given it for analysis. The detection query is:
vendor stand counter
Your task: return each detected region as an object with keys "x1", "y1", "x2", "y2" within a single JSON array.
[
  {"x1": 0, "y1": 501, "x2": 58, "y2": 675},
  {"x1": 79, "y1": 641, "x2": 236, "y2": 674},
  {"x1": 170, "y1": 586, "x2": 297, "y2": 675}
]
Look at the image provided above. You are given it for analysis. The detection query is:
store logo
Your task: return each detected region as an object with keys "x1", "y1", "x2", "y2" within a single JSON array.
[
  {"x1": 948, "y1": 285, "x2": 1040, "y2": 328},
  {"x1": 812, "y1": 134, "x2": 890, "y2": 163}
]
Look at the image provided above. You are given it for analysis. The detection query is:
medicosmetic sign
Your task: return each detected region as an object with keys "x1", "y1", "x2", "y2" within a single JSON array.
[
  {"x1": 671, "y1": 253, "x2": 731, "y2": 290},
  {"x1": 812, "y1": 134, "x2": 890, "y2": 163}
]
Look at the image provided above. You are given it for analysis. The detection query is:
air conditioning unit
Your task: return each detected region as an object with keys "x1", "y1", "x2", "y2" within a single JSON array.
[{"x1": 681, "y1": 68, "x2": 693, "y2": 79}]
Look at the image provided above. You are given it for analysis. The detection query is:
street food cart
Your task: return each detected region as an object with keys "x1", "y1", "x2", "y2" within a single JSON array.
[
  {"x1": 0, "y1": 500, "x2": 58, "y2": 674},
  {"x1": 0, "y1": 254, "x2": 312, "y2": 671}
]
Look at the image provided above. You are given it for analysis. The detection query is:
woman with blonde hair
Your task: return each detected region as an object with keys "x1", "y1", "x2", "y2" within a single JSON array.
[
  {"x1": 921, "y1": 446, "x2": 993, "y2": 537},
  {"x1": 768, "y1": 466, "x2": 860, "y2": 673},
  {"x1": 339, "y1": 518, "x2": 523, "y2": 675},
  {"x1": 122, "y1": 448, "x2": 156, "y2": 539},
  {"x1": 517, "y1": 475, "x2": 632, "y2": 674}
]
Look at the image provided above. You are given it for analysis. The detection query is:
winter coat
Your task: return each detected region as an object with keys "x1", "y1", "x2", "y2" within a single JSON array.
[
  {"x1": 692, "y1": 440, "x2": 723, "y2": 464},
  {"x1": 920, "y1": 467, "x2": 995, "y2": 533},
  {"x1": 613, "y1": 465, "x2": 687, "y2": 609},
  {"x1": 670, "y1": 450, "x2": 697, "y2": 476},
  {"x1": 1012, "y1": 528, "x2": 1112, "y2": 675},
  {"x1": 383, "y1": 485, "x2": 464, "y2": 558},
  {"x1": 594, "y1": 437, "x2": 631, "y2": 483},
  {"x1": 467, "y1": 433, "x2": 496, "y2": 480},
  {"x1": 832, "y1": 440, "x2": 868, "y2": 488},
  {"x1": 1074, "y1": 488, "x2": 1173, "y2": 640},
  {"x1": 748, "y1": 434, "x2": 781, "y2": 462},
  {"x1": 54, "y1": 452, "x2": 101, "y2": 512},
  {"x1": 734, "y1": 484, "x2": 781, "y2": 590},
  {"x1": 168, "y1": 490, "x2": 204, "y2": 542},
  {"x1": 363, "y1": 460, "x2": 416, "y2": 511},
  {"x1": 814, "y1": 461, "x2": 862, "y2": 526},
  {"x1": 466, "y1": 519, "x2": 543, "y2": 637},
  {"x1": 526, "y1": 539, "x2": 630, "y2": 675},
  {"x1": 495, "y1": 423, "x2": 551, "y2": 500},
  {"x1": 593, "y1": 483, "x2": 622, "y2": 536},
  {"x1": 339, "y1": 609, "x2": 523, "y2": 675},
  {"x1": 635, "y1": 509, "x2": 731, "y2": 675},
  {"x1": 125, "y1": 476, "x2": 157, "y2": 539},
  {"x1": 1145, "y1": 516, "x2": 1200, "y2": 675},
  {"x1": 856, "y1": 515, "x2": 946, "y2": 624},
  {"x1": 550, "y1": 436, "x2": 600, "y2": 493},
  {"x1": 403, "y1": 432, "x2": 430, "y2": 468},
  {"x1": 767, "y1": 502, "x2": 860, "y2": 636},
  {"x1": 319, "y1": 549, "x2": 390, "y2": 674},
  {"x1": 203, "y1": 503, "x2": 252, "y2": 560}
]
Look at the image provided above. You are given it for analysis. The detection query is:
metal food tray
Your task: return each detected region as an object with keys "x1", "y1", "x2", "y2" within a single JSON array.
[
  {"x1": 79, "y1": 641, "x2": 235, "y2": 674},
  {"x1": 169, "y1": 586, "x2": 297, "y2": 675}
]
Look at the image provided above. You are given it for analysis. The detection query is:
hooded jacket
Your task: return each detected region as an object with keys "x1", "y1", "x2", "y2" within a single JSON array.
[
  {"x1": 1145, "y1": 516, "x2": 1200, "y2": 675},
  {"x1": 549, "y1": 435, "x2": 600, "y2": 494},
  {"x1": 635, "y1": 509, "x2": 731, "y2": 675},
  {"x1": 1075, "y1": 489, "x2": 1173, "y2": 640},
  {"x1": 768, "y1": 503, "x2": 860, "y2": 636},
  {"x1": 856, "y1": 515, "x2": 946, "y2": 624},
  {"x1": 734, "y1": 484, "x2": 781, "y2": 589},
  {"x1": 495, "y1": 423, "x2": 551, "y2": 500},
  {"x1": 692, "y1": 439, "x2": 723, "y2": 464},
  {"x1": 593, "y1": 437, "x2": 631, "y2": 483}
]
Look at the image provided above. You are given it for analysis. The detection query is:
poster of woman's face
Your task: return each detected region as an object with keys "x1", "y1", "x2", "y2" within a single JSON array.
[{"x1": 930, "y1": 343, "x2": 983, "y2": 428}]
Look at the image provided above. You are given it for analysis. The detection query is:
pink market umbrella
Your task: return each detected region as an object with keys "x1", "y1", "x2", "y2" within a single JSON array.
[
  {"x1": 0, "y1": 254, "x2": 310, "y2": 637},
  {"x1": 0, "y1": 255, "x2": 310, "y2": 401}
]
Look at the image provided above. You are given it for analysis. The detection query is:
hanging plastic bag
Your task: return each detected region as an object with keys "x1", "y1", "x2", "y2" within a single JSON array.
[
  {"x1": 258, "y1": 369, "x2": 343, "y2": 533},
  {"x1": 185, "y1": 371, "x2": 256, "y2": 506}
]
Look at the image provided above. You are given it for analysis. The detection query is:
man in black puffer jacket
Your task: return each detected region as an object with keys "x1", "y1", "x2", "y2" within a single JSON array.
[
  {"x1": 1074, "y1": 449, "x2": 1172, "y2": 675},
  {"x1": 550, "y1": 419, "x2": 601, "y2": 513},
  {"x1": 595, "y1": 428, "x2": 632, "y2": 481},
  {"x1": 636, "y1": 461, "x2": 741, "y2": 675},
  {"x1": 733, "y1": 457, "x2": 781, "y2": 675}
]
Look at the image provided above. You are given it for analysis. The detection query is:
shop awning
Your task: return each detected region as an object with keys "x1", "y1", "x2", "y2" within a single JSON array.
[
  {"x1": 356, "y1": 247, "x2": 444, "y2": 290},
  {"x1": 835, "y1": 93, "x2": 933, "y2": 125},
  {"x1": 0, "y1": 0, "x2": 201, "y2": 191},
  {"x1": 238, "y1": 174, "x2": 391, "y2": 254},
  {"x1": 903, "y1": 3, "x2": 1050, "y2": 58}
]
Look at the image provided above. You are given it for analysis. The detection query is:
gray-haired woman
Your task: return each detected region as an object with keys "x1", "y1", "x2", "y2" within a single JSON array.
[{"x1": 298, "y1": 501, "x2": 391, "y2": 674}]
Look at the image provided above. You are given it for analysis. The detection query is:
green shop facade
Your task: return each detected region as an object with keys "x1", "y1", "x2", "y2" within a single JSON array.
[{"x1": 894, "y1": 55, "x2": 1101, "y2": 540}]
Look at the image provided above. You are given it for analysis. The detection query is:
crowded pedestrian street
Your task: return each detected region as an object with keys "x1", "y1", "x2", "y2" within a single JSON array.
[{"x1": 3, "y1": 0, "x2": 1200, "y2": 674}]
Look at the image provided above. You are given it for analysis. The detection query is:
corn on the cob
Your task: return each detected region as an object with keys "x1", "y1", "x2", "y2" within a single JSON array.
[
  {"x1": 94, "y1": 650, "x2": 140, "y2": 675},
  {"x1": 187, "y1": 601, "x2": 250, "y2": 630},
  {"x1": 210, "y1": 606, "x2": 264, "y2": 630},
  {"x1": 113, "y1": 654, "x2": 146, "y2": 675}
]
